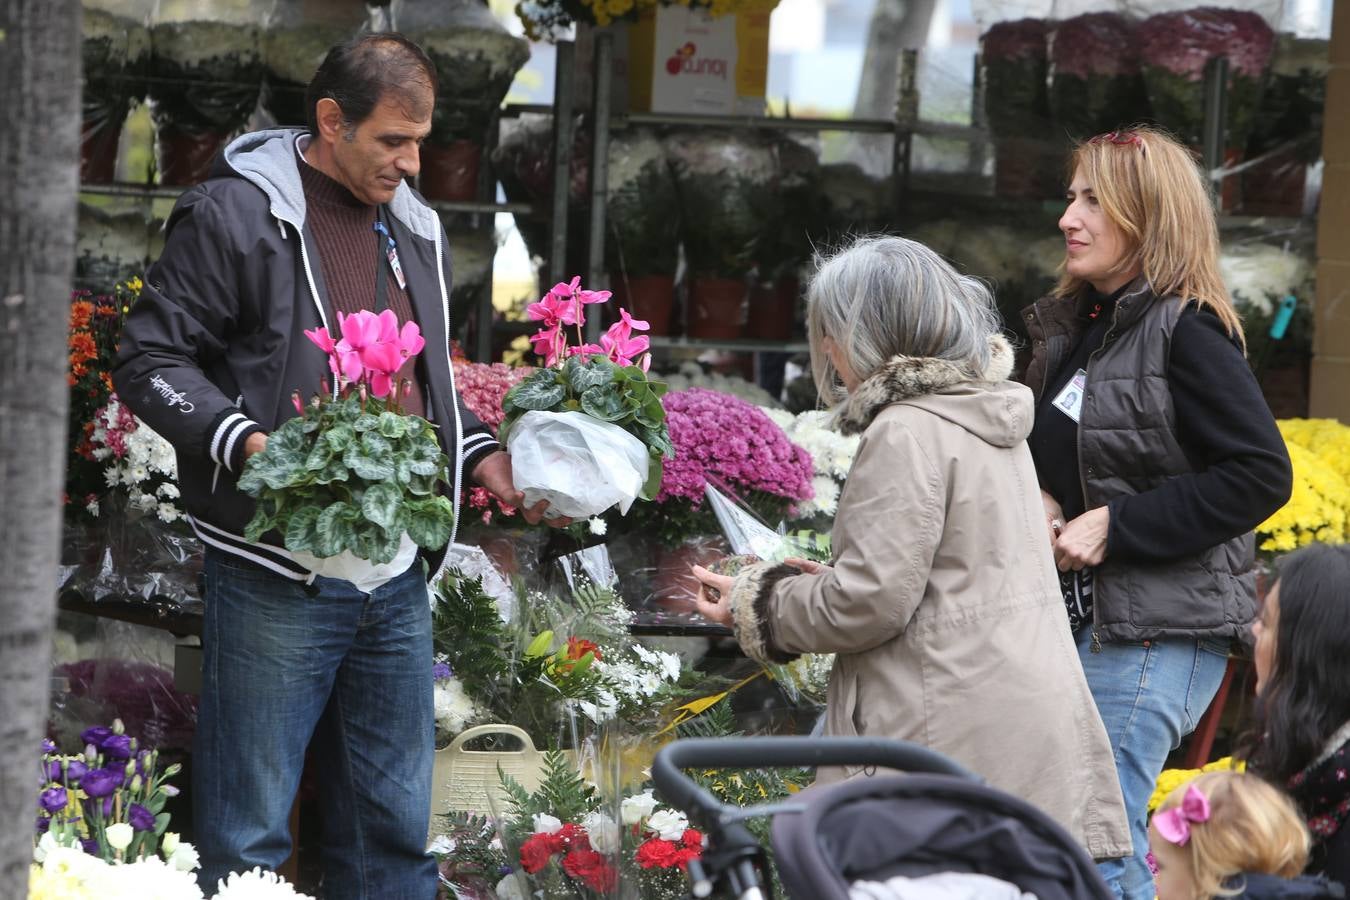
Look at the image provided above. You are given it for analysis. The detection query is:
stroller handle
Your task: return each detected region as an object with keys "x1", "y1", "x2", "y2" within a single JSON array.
[{"x1": 652, "y1": 737, "x2": 976, "y2": 823}]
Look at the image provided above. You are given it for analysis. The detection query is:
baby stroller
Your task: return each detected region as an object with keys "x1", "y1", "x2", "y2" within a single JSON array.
[{"x1": 652, "y1": 737, "x2": 1114, "y2": 900}]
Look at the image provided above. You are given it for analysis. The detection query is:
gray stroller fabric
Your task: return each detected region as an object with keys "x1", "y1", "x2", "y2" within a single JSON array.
[
  {"x1": 771, "y1": 774, "x2": 1114, "y2": 900},
  {"x1": 849, "y1": 872, "x2": 1038, "y2": 899}
]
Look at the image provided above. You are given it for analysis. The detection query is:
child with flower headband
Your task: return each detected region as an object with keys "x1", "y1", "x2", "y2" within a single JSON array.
[{"x1": 1149, "y1": 770, "x2": 1344, "y2": 899}]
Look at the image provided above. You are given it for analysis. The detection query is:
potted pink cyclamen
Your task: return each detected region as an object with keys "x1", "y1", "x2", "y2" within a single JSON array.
[
  {"x1": 236, "y1": 309, "x2": 456, "y2": 582},
  {"x1": 498, "y1": 277, "x2": 673, "y2": 521}
]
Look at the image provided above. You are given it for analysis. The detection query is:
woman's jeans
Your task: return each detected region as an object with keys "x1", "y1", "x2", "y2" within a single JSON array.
[
  {"x1": 1075, "y1": 627, "x2": 1230, "y2": 900},
  {"x1": 194, "y1": 548, "x2": 438, "y2": 899}
]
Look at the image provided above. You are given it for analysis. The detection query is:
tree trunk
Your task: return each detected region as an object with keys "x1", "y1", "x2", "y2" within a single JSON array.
[
  {"x1": 845, "y1": 0, "x2": 937, "y2": 175},
  {"x1": 0, "y1": 1, "x2": 81, "y2": 893}
]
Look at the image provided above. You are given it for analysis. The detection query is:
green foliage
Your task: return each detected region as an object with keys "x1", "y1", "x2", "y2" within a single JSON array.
[
  {"x1": 498, "y1": 354, "x2": 673, "y2": 503},
  {"x1": 499, "y1": 751, "x2": 599, "y2": 844},
  {"x1": 237, "y1": 392, "x2": 453, "y2": 565},
  {"x1": 433, "y1": 571, "x2": 511, "y2": 689}
]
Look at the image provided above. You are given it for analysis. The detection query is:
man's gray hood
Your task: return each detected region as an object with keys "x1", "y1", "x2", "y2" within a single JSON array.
[{"x1": 218, "y1": 128, "x2": 442, "y2": 243}]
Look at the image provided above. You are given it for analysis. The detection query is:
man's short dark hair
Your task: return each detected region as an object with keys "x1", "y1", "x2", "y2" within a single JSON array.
[{"x1": 305, "y1": 33, "x2": 439, "y2": 136}]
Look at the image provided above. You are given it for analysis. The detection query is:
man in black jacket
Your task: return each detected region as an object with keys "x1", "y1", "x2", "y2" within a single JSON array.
[{"x1": 114, "y1": 34, "x2": 555, "y2": 898}]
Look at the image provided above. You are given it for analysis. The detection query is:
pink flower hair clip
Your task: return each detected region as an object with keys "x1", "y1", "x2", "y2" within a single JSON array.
[{"x1": 1154, "y1": 784, "x2": 1211, "y2": 846}]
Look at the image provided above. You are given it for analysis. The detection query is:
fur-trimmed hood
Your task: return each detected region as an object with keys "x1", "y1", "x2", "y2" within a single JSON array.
[{"x1": 834, "y1": 335, "x2": 1029, "y2": 447}]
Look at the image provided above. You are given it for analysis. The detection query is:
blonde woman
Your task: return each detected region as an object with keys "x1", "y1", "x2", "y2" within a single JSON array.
[
  {"x1": 692, "y1": 235, "x2": 1131, "y2": 863},
  {"x1": 1021, "y1": 126, "x2": 1293, "y2": 898}
]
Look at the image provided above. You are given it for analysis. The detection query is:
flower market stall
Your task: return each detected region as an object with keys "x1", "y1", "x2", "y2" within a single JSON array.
[{"x1": 53, "y1": 0, "x2": 1342, "y2": 894}]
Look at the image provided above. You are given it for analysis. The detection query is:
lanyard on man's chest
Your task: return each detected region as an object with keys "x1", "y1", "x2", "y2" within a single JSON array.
[{"x1": 372, "y1": 206, "x2": 407, "y2": 311}]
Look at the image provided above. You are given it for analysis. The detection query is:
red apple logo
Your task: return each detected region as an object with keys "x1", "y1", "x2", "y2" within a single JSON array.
[
  {"x1": 666, "y1": 42, "x2": 697, "y2": 76},
  {"x1": 666, "y1": 54, "x2": 682, "y2": 75}
]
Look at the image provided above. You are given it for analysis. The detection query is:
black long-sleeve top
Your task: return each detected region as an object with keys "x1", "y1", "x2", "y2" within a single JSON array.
[{"x1": 1027, "y1": 292, "x2": 1292, "y2": 563}]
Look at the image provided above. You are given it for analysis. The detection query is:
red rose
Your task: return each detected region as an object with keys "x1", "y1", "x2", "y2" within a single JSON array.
[
  {"x1": 681, "y1": 828, "x2": 704, "y2": 849},
  {"x1": 520, "y1": 834, "x2": 557, "y2": 873},
  {"x1": 558, "y1": 822, "x2": 590, "y2": 850},
  {"x1": 635, "y1": 837, "x2": 683, "y2": 869}
]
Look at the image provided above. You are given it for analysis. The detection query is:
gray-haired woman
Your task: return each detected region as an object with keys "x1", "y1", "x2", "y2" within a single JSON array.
[{"x1": 692, "y1": 235, "x2": 1131, "y2": 861}]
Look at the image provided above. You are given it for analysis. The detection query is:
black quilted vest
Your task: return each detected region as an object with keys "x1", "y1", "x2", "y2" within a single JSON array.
[{"x1": 1022, "y1": 278, "x2": 1255, "y2": 643}]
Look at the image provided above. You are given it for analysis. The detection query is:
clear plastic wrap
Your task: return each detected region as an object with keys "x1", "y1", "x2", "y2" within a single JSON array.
[
  {"x1": 148, "y1": 0, "x2": 266, "y2": 185},
  {"x1": 63, "y1": 495, "x2": 203, "y2": 611},
  {"x1": 49, "y1": 615, "x2": 199, "y2": 754}
]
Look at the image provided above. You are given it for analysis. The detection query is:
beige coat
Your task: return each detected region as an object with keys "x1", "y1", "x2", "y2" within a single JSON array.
[{"x1": 728, "y1": 338, "x2": 1131, "y2": 861}]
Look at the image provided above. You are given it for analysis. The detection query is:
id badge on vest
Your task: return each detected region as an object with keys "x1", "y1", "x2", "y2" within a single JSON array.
[{"x1": 1051, "y1": 368, "x2": 1087, "y2": 423}]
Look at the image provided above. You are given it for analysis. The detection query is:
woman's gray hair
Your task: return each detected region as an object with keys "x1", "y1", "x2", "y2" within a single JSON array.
[{"x1": 806, "y1": 235, "x2": 1003, "y2": 404}]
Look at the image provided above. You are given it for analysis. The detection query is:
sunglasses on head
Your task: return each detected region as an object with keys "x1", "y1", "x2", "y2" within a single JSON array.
[{"x1": 1088, "y1": 131, "x2": 1145, "y2": 151}]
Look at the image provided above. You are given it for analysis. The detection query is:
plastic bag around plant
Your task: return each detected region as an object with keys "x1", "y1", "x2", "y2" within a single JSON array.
[
  {"x1": 507, "y1": 410, "x2": 651, "y2": 520},
  {"x1": 65, "y1": 495, "x2": 202, "y2": 611},
  {"x1": 554, "y1": 544, "x2": 619, "y2": 594},
  {"x1": 441, "y1": 542, "x2": 518, "y2": 623},
  {"x1": 49, "y1": 615, "x2": 199, "y2": 754}
]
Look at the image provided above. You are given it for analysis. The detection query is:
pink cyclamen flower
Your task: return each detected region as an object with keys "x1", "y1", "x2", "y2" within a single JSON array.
[
  {"x1": 529, "y1": 324, "x2": 566, "y2": 367},
  {"x1": 568, "y1": 343, "x2": 606, "y2": 358},
  {"x1": 527, "y1": 292, "x2": 574, "y2": 329},
  {"x1": 601, "y1": 309, "x2": 651, "y2": 368}
]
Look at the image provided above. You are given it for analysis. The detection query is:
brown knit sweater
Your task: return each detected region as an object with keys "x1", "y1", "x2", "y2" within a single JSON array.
[{"x1": 298, "y1": 147, "x2": 426, "y2": 419}]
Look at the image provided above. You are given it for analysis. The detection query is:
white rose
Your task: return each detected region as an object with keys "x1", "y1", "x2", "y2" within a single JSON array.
[
  {"x1": 160, "y1": 832, "x2": 180, "y2": 856},
  {"x1": 496, "y1": 874, "x2": 526, "y2": 900},
  {"x1": 581, "y1": 811, "x2": 620, "y2": 855},
  {"x1": 621, "y1": 790, "x2": 658, "y2": 826},
  {"x1": 169, "y1": 841, "x2": 201, "y2": 872},
  {"x1": 106, "y1": 822, "x2": 134, "y2": 851},
  {"x1": 532, "y1": 813, "x2": 563, "y2": 835},
  {"x1": 646, "y1": 808, "x2": 689, "y2": 841}
]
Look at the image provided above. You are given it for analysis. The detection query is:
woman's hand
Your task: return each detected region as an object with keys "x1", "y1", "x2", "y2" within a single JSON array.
[
  {"x1": 1040, "y1": 489, "x2": 1066, "y2": 549},
  {"x1": 690, "y1": 564, "x2": 735, "y2": 626},
  {"x1": 1054, "y1": 506, "x2": 1110, "y2": 572},
  {"x1": 784, "y1": 557, "x2": 831, "y2": 575}
]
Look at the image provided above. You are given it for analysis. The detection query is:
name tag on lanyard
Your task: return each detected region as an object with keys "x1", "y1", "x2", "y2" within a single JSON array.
[
  {"x1": 1051, "y1": 368, "x2": 1087, "y2": 423},
  {"x1": 374, "y1": 218, "x2": 407, "y2": 291}
]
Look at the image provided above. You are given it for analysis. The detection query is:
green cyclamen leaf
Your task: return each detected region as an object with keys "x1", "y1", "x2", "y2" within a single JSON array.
[
  {"x1": 304, "y1": 442, "x2": 333, "y2": 472},
  {"x1": 580, "y1": 385, "x2": 627, "y2": 422},
  {"x1": 378, "y1": 412, "x2": 407, "y2": 440},
  {"x1": 354, "y1": 413, "x2": 381, "y2": 432},
  {"x1": 406, "y1": 496, "x2": 454, "y2": 549},
  {"x1": 343, "y1": 434, "x2": 395, "y2": 481},
  {"x1": 361, "y1": 482, "x2": 402, "y2": 529},
  {"x1": 284, "y1": 505, "x2": 323, "y2": 553},
  {"x1": 567, "y1": 357, "x2": 612, "y2": 393},
  {"x1": 315, "y1": 502, "x2": 355, "y2": 557},
  {"x1": 506, "y1": 374, "x2": 567, "y2": 411},
  {"x1": 324, "y1": 423, "x2": 356, "y2": 452}
]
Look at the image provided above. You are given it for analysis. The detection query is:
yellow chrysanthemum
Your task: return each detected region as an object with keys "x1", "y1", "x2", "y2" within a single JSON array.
[
  {"x1": 1148, "y1": 756, "x2": 1245, "y2": 813},
  {"x1": 1257, "y1": 419, "x2": 1350, "y2": 554}
]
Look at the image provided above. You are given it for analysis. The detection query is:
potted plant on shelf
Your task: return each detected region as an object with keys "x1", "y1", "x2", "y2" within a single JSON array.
[
  {"x1": 1137, "y1": 6, "x2": 1276, "y2": 209},
  {"x1": 666, "y1": 130, "x2": 782, "y2": 340},
  {"x1": 749, "y1": 135, "x2": 820, "y2": 342},
  {"x1": 1048, "y1": 12, "x2": 1148, "y2": 141},
  {"x1": 259, "y1": 0, "x2": 367, "y2": 127},
  {"x1": 147, "y1": 4, "x2": 263, "y2": 186},
  {"x1": 607, "y1": 128, "x2": 681, "y2": 337},
  {"x1": 981, "y1": 17, "x2": 1061, "y2": 199},
  {"x1": 80, "y1": 4, "x2": 150, "y2": 182},
  {"x1": 394, "y1": 0, "x2": 531, "y2": 203}
]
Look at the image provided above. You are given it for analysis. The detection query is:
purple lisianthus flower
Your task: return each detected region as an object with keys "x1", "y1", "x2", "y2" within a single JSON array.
[
  {"x1": 100, "y1": 734, "x2": 133, "y2": 760},
  {"x1": 128, "y1": 803, "x2": 155, "y2": 831},
  {"x1": 432, "y1": 662, "x2": 452, "y2": 680},
  {"x1": 161, "y1": 784, "x2": 180, "y2": 797},
  {"x1": 81, "y1": 838, "x2": 99, "y2": 855},
  {"x1": 39, "y1": 786, "x2": 68, "y2": 814},
  {"x1": 41, "y1": 738, "x2": 57, "y2": 754},
  {"x1": 65, "y1": 759, "x2": 89, "y2": 786},
  {"x1": 80, "y1": 726, "x2": 113, "y2": 747},
  {"x1": 46, "y1": 760, "x2": 63, "y2": 781},
  {"x1": 36, "y1": 815, "x2": 51, "y2": 834},
  {"x1": 102, "y1": 795, "x2": 114, "y2": 817},
  {"x1": 79, "y1": 767, "x2": 120, "y2": 798}
]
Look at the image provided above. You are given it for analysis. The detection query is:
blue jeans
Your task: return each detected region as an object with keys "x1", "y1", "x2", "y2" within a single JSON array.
[
  {"x1": 194, "y1": 549, "x2": 438, "y2": 899},
  {"x1": 1075, "y1": 627, "x2": 1229, "y2": 900}
]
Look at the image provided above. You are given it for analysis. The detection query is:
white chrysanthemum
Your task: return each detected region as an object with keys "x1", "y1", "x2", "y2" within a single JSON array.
[
  {"x1": 157, "y1": 503, "x2": 182, "y2": 524},
  {"x1": 104, "y1": 467, "x2": 122, "y2": 487},
  {"x1": 157, "y1": 482, "x2": 180, "y2": 499},
  {"x1": 1220, "y1": 243, "x2": 1314, "y2": 317},
  {"x1": 169, "y1": 841, "x2": 200, "y2": 873},
  {"x1": 587, "y1": 517, "x2": 607, "y2": 536},
  {"x1": 101, "y1": 856, "x2": 205, "y2": 900},
  {"x1": 433, "y1": 677, "x2": 479, "y2": 735},
  {"x1": 213, "y1": 866, "x2": 314, "y2": 899}
]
